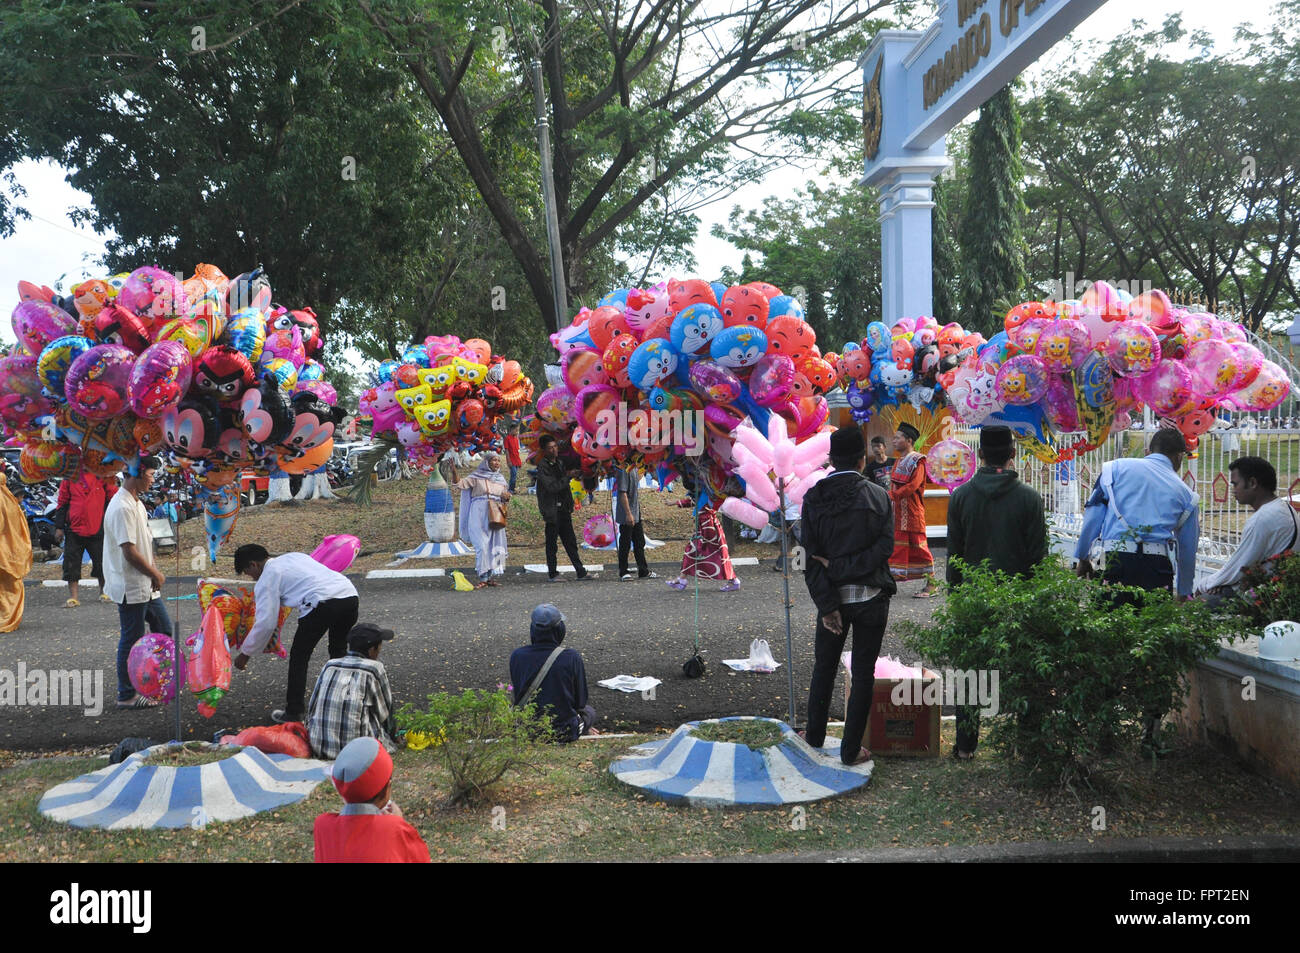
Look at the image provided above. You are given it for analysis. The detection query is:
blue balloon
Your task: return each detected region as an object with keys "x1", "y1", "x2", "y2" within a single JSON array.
[
  {"x1": 401, "y1": 344, "x2": 430, "y2": 368},
  {"x1": 767, "y1": 295, "x2": 804, "y2": 320},
  {"x1": 598, "y1": 288, "x2": 630, "y2": 309},
  {"x1": 670, "y1": 304, "x2": 725, "y2": 358},
  {"x1": 627, "y1": 338, "x2": 681, "y2": 391},
  {"x1": 864, "y1": 321, "x2": 892, "y2": 357},
  {"x1": 710, "y1": 282, "x2": 728, "y2": 305},
  {"x1": 842, "y1": 341, "x2": 861, "y2": 352},
  {"x1": 375, "y1": 359, "x2": 399, "y2": 384},
  {"x1": 709, "y1": 325, "x2": 768, "y2": 370}
]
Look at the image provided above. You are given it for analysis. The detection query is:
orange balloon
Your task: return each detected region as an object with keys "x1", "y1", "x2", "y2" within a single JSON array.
[
  {"x1": 276, "y1": 437, "x2": 333, "y2": 475},
  {"x1": 134, "y1": 418, "x2": 164, "y2": 453},
  {"x1": 463, "y1": 338, "x2": 492, "y2": 364}
]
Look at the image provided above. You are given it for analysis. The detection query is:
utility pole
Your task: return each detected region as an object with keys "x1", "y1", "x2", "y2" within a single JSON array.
[{"x1": 532, "y1": 60, "x2": 568, "y2": 332}]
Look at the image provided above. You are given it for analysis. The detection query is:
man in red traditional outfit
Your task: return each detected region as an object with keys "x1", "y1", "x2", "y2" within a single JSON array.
[
  {"x1": 313, "y1": 736, "x2": 431, "y2": 863},
  {"x1": 888, "y1": 423, "x2": 938, "y2": 597}
]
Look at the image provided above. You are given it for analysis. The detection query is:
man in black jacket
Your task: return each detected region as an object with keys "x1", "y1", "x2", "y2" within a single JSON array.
[
  {"x1": 800, "y1": 426, "x2": 896, "y2": 765},
  {"x1": 535, "y1": 434, "x2": 588, "y2": 582}
]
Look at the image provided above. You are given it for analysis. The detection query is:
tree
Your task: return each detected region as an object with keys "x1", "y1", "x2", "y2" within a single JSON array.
[
  {"x1": 353, "y1": 0, "x2": 899, "y2": 333},
  {"x1": 1018, "y1": 10, "x2": 1300, "y2": 327},
  {"x1": 958, "y1": 85, "x2": 1026, "y2": 336},
  {"x1": 0, "y1": 1, "x2": 563, "y2": 372},
  {"x1": 712, "y1": 181, "x2": 882, "y2": 347}
]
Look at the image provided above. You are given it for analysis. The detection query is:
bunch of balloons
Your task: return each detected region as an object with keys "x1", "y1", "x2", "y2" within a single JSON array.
[
  {"x1": 527, "y1": 278, "x2": 834, "y2": 501},
  {"x1": 836, "y1": 315, "x2": 987, "y2": 425},
  {"x1": 943, "y1": 283, "x2": 1289, "y2": 460},
  {"x1": 4, "y1": 263, "x2": 344, "y2": 561},
  {"x1": 356, "y1": 335, "x2": 534, "y2": 467}
]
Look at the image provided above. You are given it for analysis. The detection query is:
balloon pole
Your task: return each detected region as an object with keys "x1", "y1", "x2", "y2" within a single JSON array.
[
  {"x1": 170, "y1": 513, "x2": 183, "y2": 743},
  {"x1": 779, "y1": 478, "x2": 795, "y2": 727}
]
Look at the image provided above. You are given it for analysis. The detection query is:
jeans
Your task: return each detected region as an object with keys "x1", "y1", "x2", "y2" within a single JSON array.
[
  {"x1": 805, "y1": 596, "x2": 889, "y2": 764},
  {"x1": 544, "y1": 517, "x2": 585, "y2": 578},
  {"x1": 508, "y1": 464, "x2": 518, "y2": 493},
  {"x1": 116, "y1": 598, "x2": 174, "y2": 701},
  {"x1": 285, "y1": 596, "x2": 359, "y2": 720},
  {"x1": 617, "y1": 521, "x2": 648, "y2": 577}
]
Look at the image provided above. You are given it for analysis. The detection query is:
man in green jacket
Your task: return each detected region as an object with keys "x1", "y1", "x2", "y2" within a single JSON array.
[{"x1": 946, "y1": 426, "x2": 1048, "y2": 758}]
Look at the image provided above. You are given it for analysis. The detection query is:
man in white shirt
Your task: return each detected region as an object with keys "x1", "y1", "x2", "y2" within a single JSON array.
[
  {"x1": 231, "y1": 544, "x2": 359, "y2": 723},
  {"x1": 1199, "y1": 457, "x2": 1299, "y2": 596},
  {"x1": 104, "y1": 456, "x2": 173, "y2": 710}
]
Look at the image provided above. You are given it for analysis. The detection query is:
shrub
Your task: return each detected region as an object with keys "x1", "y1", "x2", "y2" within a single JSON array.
[
  {"x1": 1235, "y1": 549, "x2": 1300, "y2": 628},
  {"x1": 398, "y1": 688, "x2": 549, "y2": 807},
  {"x1": 901, "y1": 558, "x2": 1239, "y2": 788},
  {"x1": 690, "y1": 719, "x2": 784, "y2": 749}
]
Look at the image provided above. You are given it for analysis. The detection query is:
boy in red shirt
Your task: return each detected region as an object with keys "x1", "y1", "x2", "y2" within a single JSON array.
[
  {"x1": 56, "y1": 471, "x2": 117, "y2": 607},
  {"x1": 504, "y1": 421, "x2": 523, "y2": 493},
  {"x1": 314, "y1": 737, "x2": 431, "y2": 863}
]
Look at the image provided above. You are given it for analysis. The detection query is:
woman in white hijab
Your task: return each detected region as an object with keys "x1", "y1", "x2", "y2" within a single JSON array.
[{"x1": 457, "y1": 452, "x2": 511, "y2": 587}]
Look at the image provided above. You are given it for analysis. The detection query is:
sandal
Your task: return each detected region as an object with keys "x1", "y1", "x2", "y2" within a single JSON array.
[
  {"x1": 65, "y1": 598, "x2": 80, "y2": 608},
  {"x1": 116, "y1": 694, "x2": 159, "y2": 710},
  {"x1": 845, "y1": 746, "x2": 873, "y2": 766},
  {"x1": 718, "y1": 579, "x2": 740, "y2": 592},
  {"x1": 913, "y1": 589, "x2": 937, "y2": 599}
]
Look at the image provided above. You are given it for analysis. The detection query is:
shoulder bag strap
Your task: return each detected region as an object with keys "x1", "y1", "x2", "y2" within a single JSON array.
[{"x1": 515, "y1": 646, "x2": 566, "y2": 709}]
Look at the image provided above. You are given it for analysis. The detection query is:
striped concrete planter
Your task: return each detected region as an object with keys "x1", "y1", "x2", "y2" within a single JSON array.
[
  {"x1": 38, "y1": 743, "x2": 330, "y2": 830},
  {"x1": 609, "y1": 717, "x2": 872, "y2": 807}
]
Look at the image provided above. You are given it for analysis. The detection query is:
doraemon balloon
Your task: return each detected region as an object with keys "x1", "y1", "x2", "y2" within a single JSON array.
[
  {"x1": 767, "y1": 295, "x2": 805, "y2": 320},
  {"x1": 627, "y1": 338, "x2": 681, "y2": 390},
  {"x1": 669, "y1": 304, "x2": 724, "y2": 358},
  {"x1": 710, "y1": 326, "x2": 768, "y2": 371}
]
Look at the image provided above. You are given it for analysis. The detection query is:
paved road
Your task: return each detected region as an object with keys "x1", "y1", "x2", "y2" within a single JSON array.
[{"x1": 0, "y1": 554, "x2": 947, "y2": 751}]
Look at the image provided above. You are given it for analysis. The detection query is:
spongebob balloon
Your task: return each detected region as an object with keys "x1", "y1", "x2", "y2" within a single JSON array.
[
  {"x1": 417, "y1": 398, "x2": 453, "y2": 436},
  {"x1": 396, "y1": 383, "x2": 433, "y2": 416}
]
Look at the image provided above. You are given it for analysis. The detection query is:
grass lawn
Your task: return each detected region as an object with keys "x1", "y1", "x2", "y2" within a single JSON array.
[{"x1": 3, "y1": 721, "x2": 1297, "y2": 862}]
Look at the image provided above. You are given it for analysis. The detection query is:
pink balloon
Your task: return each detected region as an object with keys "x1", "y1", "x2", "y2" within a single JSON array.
[
  {"x1": 311, "y1": 534, "x2": 361, "y2": 572},
  {"x1": 1041, "y1": 374, "x2": 1080, "y2": 433},
  {"x1": 1134, "y1": 361, "x2": 1196, "y2": 418},
  {"x1": 749, "y1": 354, "x2": 796, "y2": 407},
  {"x1": 127, "y1": 633, "x2": 177, "y2": 702},
  {"x1": 688, "y1": 360, "x2": 743, "y2": 405},
  {"x1": 11, "y1": 300, "x2": 77, "y2": 355},
  {"x1": 1105, "y1": 322, "x2": 1161, "y2": 377},
  {"x1": 1183, "y1": 339, "x2": 1239, "y2": 399},
  {"x1": 1033, "y1": 319, "x2": 1091, "y2": 373},
  {"x1": 535, "y1": 385, "x2": 576, "y2": 432},
  {"x1": 1229, "y1": 360, "x2": 1289, "y2": 412},
  {"x1": 129, "y1": 339, "x2": 194, "y2": 418},
  {"x1": 1227, "y1": 342, "x2": 1264, "y2": 392},
  {"x1": 994, "y1": 355, "x2": 1049, "y2": 406},
  {"x1": 925, "y1": 439, "x2": 977, "y2": 489},
  {"x1": 65, "y1": 343, "x2": 136, "y2": 419}
]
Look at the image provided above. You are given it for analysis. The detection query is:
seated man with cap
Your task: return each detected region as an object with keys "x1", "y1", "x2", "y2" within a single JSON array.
[
  {"x1": 509, "y1": 604, "x2": 599, "y2": 742},
  {"x1": 314, "y1": 736, "x2": 431, "y2": 864},
  {"x1": 307, "y1": 622, "x2": 399, "y2": 761}
]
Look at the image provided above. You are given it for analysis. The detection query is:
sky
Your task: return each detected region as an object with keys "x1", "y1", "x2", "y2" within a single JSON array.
[{"x1": 0, "y1": 0, "x2": 1283, "y2": 346}]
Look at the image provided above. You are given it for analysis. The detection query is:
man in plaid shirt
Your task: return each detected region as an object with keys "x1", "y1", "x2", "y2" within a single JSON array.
[{"x1": 307, "y1": 623, "x2": 399, "y2": 760}]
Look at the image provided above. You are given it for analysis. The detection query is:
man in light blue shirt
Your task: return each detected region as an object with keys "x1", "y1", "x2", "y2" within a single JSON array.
[{"x1": 1075, "y1": 429, "x2": 1199, "y2": 598}]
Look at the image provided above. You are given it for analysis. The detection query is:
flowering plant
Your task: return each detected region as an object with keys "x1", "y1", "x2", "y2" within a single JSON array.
[{"x1": 1236, "y1": 549, "x2": 1300, "y2": 627}]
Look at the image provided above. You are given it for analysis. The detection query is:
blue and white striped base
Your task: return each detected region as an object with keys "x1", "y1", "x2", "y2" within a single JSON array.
[
  {"x1": 393, "y1": 540, "x2": 474, "y2": 559},
  {"x1": 38, "y1": 743, "x2": 330, "y2": 829},
  {"x1": 609, "y1": 717, "x2": 872, "y2": 807}
]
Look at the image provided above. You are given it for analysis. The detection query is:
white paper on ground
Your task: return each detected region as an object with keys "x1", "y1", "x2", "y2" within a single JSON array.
[
  {"x1": 597, "y1": 675, "x2": 663, "y2": 693},
  {"x1": 721, "y1": 659, "x2": 782, "y2": 672}
]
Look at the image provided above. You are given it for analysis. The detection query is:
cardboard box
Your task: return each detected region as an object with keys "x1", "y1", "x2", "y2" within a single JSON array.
[{"x1": 843, "y1": 661, "x2": 942, "y2": 758}]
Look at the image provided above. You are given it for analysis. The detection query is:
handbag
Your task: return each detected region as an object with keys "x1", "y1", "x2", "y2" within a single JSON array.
[{"x1": 487, "y1": 495, "x2": 509, "y2": 530}]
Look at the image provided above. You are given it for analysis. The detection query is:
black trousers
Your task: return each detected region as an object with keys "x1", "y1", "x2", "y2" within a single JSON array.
[
  {"x1": 62, "y1": 530, "x2": 104, "y2": 584},
  {"x1": 544, "y1": 517, "x2": 585, "y2": 577},
  {"x1": 1102, "y1": 550, "x2": 1174, "y2": 600},
  {"x1": 805, "y1": 597, "x2": 889, "y2": 764},
  {"x1": 285, "y1": 596, "x2": 358, "y2": 719},
  {"x1": 617, "y1": 521, "x2": 648, "y2": 576}
]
